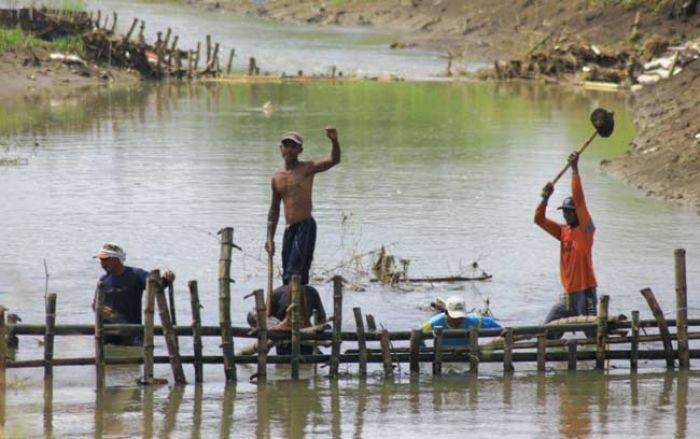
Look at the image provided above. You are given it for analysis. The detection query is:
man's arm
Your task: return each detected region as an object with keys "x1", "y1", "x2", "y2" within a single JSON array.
[
  {"x1": 308, "y1": 126, "x2": 341, "y2": 174},
  {"x1": 534, "y1": 182, "x2": 562, "y2": 240},
  {"x1": 569, "y1": 152, "x2": 594, "y2": 234},
  {"x1": 265, "y1": 178, "x2": 282, "y2": 256}
]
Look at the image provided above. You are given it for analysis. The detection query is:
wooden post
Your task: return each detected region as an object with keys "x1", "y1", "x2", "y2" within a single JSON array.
[
  {"x1": 227, "y1": 49, "x2": 235, "y2": 74},
  {"x1": 433, "y1": 326, "x2": 443, "y2": 376},
  {"x1": 138, "y1": 20, "x2": 145, "y2": 45},
  {"x1": 218, "y1": 227, "x2": 237, "y2": 381},
  {"x1": 675, "y1": 248, "x2": 689, "y2": 369},
  {"x1": 94, "y1": 282, "x2": 106, "y2": 388},
  {"x1": 630, "y1": 310, "x2": 639, "y2": 372},
  {"x1": 254, "y1": 289, "x2": 267, "y2": 383},
  {"x1": 596, "y1": 295, "x2": 609, "y2": 370},
  {"x1": 44, "y1": 293, "x2": 57, "y2": 379},
  {"x1": 155, "y1": 282, "x2": 186, "y2": 384},
  {"x1": 469, "y1": 326, "x2": 478, "y2": 374},
  {"x1": 567, "y1": 340, "x2": 577, "y2": 371},
  {"x1": 410, "y1": 329, "x2": 421, "y2": 375},
  {"x1": 353, "y1": 307, "x2": 368, "y2": 378},
  {"x1": 380, "y1": 329, "x2": 393, "y2": 377},
  {"x1": 124, "y1": 18, "x2": 138, "y2": 42},
  {"x1": 0, "y1": 307, "x2": 6, "y2": 388},
  {"x1": 170, "y1": 35, "x2": 179, "y2": 60},
  {"x1": 290, "y1": 276, "x2": 301, "y2": 380},
  {"x1": 537, "y1": 332, "x2": 546, "y2": 372},
  {"x1": 366, "y1": 315, "x2": 377, "y2": 332},
  {"x1": 95, "y1": 10, "x2": 101, "y2": 29},
  {"x1": 205, "y1": 35, "x2": 212, "y2": 65},
  {"x1": 167, "y1": 282, "x2": 178, "y2": 349},
  {"x1": 187, "y1": 50, "x2": 194, "y2": 78},
  {"x1": 142, "y1": 273, "x2": 157, "y2": 385},
  {"x1": 212, "y1": 43, "x2": 221, "y2": 73},
  {"x1": 163, "y1": 28, "x2": 172, "y2": 54},
  {"x1": 503, "y1": 327, "x2": 514, "y2": 374},
  {"x1": 194, "y1": 42, "x2": 201, "y2": 71},
  {"x1": 330, "y1": 275, "x2": 343, "y2": 378},
  {"x1": 640, "y1": 288, "x2": 675, "y2": 368},
  {"x1": 189, "y1": 280, "x2": 204, "y2": 383},
  {"x1": 248, "y1": 57, "x2": 256, "y2": 76},
  {"x1": 111, "y1": 12, "x2": 117, "y2": 33}
]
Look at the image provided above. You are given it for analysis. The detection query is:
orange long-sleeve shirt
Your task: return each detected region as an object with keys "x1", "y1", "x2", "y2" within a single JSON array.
[{"x1": 534, "y1": 174, "x2": 597, "y2": 293}]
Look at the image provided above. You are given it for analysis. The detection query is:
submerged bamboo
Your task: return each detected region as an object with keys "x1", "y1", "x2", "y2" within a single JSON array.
[
  {"x1": 596, "y1": 295, "x2": 609, "y2": 370},
  {"x1": 410, "y1": 329, "x2": 421, "y2": 375},
  {"x1": 433, "y1": 326, "x2": 443, "y2": 376},
  {"x1": 675, "y1": 248, "x2": 689, "y2": 369},
  {"x1": 469, "y1": 326, "x2": 478, "y2": 374},
  {"x1": 254, "y1": 289, "x2": 267, "y2": 383},
  {"x1": 567, "y1": 340, "x2": 577, "y2": 371},
  {"x1": 44, "y1": 293, "x2": 57, "y2": 379},
  {"x1": 142, "y1": 273, "x2": 157, "y2": 385},
  {"x1": 219, "y1": 227, "x2": 236, "y2": 381},
  {"x1": 630, "y1": 310, "x2": 639, "y2": 372},
  {"x1": 291, "y1": 276, "x2": 301, "y2": 380},
  {"x1": 380, "y1": 329, "x2": 393, "y2": 377},
  {"x1": 537, "y1": 332, "x2": 546, "y2": 372},
  {"x1": 189, "y1": 280, "x2": 204, "y2": 383},
  {"x1": 353, "y1": 307, "x2": 368, "y2": 378},
  {"x1": 330, "y1": 275, "x2": 343, "y2": 378},
  {"x1": 640, "y1": 288, "x2": 675, "y2": 368},
  {"x1": 155, "y1": 280, "x2": 186, "y2": 384},
  {"x1": 503, "y1": 327, "x2": 514, "y2": 374},
  {"x1": 94, "y1": 282, "x2": 106, "y2": 387}
]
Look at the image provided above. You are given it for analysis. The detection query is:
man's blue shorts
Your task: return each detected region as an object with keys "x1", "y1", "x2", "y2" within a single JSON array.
[{"x1": 282, "y1": 217, "x2": 317, "y2": 285}]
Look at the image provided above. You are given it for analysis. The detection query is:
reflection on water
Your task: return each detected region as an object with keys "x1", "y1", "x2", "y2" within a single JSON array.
[{"x1": 6, "y1": 371, "x2": 699, "y2": 437}]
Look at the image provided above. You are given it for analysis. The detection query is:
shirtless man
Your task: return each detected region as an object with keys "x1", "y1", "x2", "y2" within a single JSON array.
[{"x1": 265, "y1": 127, "x2": 341, "y2": 290}]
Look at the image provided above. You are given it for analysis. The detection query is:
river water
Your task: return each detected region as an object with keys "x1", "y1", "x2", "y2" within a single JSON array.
[{"x1": 1, "y1": 0, "x2": 700, "y2": 437}]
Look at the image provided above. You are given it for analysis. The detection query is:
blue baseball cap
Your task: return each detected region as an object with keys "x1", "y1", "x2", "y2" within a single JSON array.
[{"x1": 557, "y1": 196, "x2": 576, "y2": 210}]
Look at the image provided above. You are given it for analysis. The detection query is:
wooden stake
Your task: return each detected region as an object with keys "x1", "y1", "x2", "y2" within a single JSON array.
[
  {"x1": 537, "y1": 332, "x2": 546, "y2": 372},
  {"x1": 187, "y1": 50, "x2": 194, "y2": 78},
  {"x1": 194, "y1": 41, "x2": 201, "y2": 71},
  {"x1": 433, "y1": 326, "x2": 443, "y2": 376},
  {"x1": 290, "y1": 276, "x2": 301, "y2": 380},
  {"x1": 640, "y1": 288, "x2": 675, "y2": 368},
  {"x1": 124, "y1": 18, "x2": 138, "y2": 42},
  {"x1": 503, "y1": 327, "x2": 514, "y2": 374},
  {"x1": 248, "y1": 57, "x2": 256, "y2": 76},
  {"x1": 596, "y1": 295, "x2": 609, "y2": 370},
  {"x1": 94, "y1": 282, "x2": 106, "y2": 387},
  {"x1": 111, "y1": 12, "x2": 117, "y2": 33},
  {"x1": 188, "y1": 280, "x2": 203, "y2": 383},
  {"x1": 353, "y1": 307, "x2": 368, "y2": 378},
  {"x1": 330, "y1": 275, "x2": 343, "y2": 378},
  {"x1": 631, "y1": 310, "x2": 639, "y2": 372},
  {"x1": 366, "y1": 314, "x2": 377, "y2": 332},
  {"x1": 169, "y1": 36, "x2": 179, "y2": 65},
  {"x1": 469, "y1": 326, "x2": 478, "y2": 374},
  {"x1": 205, "y1": 35, "x2": 212, "y2": 65},
  {"x1": 253, "y1": 289, "x2": 267, "y2": 383},
  {"x1": 163, "y1": 27, "x2": 172, "y2": 53},
  {"x1": 227, "y1": 49, "x2": 235, "y2": 74},
  {"x1": 138, "y1": 20, "x2": 145, "y2": 45},
  {"x1": 155, "y1": 281, "x2": 186, "y2": 384},
  {"x1": 44, "y1": 293, "x2": 57, "y2": 379},
  {"x1": 567, "y1": 340, "x2": 577, "y2": 371},
  {"x1": 0, "y1": 307, "x2": 6, "y2": 388},
  {"x1": 142, "y1": 274, "x2": 157, "y2": 385},
  {"x1": 675, "y1": 248, "x2": 690, "y2": 369},
  {"x1": 218, "y1": 227, "x2": 236, "y2": 381},
  {"x1": 167, "y1": 282, "x2": 178, "y2": 349},
  {"x1": 96, "y1": 10, "x2": 101, "y2": 29},
  {"x1": 380, "y1": 329, "x2": 393, "y2": 377},
  {"x1": 409, "y1": 329, "x2": 421, "y2": 375}
]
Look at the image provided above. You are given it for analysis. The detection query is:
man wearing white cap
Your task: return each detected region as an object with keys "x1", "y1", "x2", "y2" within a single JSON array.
[
  {"x1": 93, "y1": 242, "x2": 175, "y2": 344},
  {"x1": 419, "y1": 296, "x2": 501, "y2": 347}
]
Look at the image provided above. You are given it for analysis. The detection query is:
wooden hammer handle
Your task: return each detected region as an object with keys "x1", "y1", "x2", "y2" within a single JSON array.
[{"x1": 551, "y1": 130, "x2": 598, "y2": 185}]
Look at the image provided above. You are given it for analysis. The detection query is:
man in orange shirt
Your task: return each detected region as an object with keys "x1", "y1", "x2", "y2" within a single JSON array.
[{"x1": 535, "y1": 151, "x2": 597, "y2": 326}]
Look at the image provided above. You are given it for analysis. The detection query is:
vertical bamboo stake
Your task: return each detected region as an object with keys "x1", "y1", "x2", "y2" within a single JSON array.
[
  {"x1": 630, "y1": 310, "x2": 639, "y2": 372},
  {"x1": 410, "y1": 329, "x2": 421, "y2": 375},
  {"x1": 138, "y1": 20, "x2": 145, "y2": 44},
  {"x1": 170, "y1": 36, "x2": 179, "y2": 63},
  {"x1": 227, "y1": 49, "x2": 235, "y2": 74},
  {"x1": 0, "y1": 307, "x2": 6, "y2": 389},
  {"x1": 211, "y1": 43, "x2": 220, "y2": 69},
  {"x1": 537, "y1": 332, "x2": 546, "y2": 372},
  {"x1": 167, "y1": 282, "x2": 178, "y2": 350},
  {"x1": 163, "y1": 27, "x2": 172, "y2": 53},
  {"x1": 44, "y1": 293, "x2": 57, "y2": 379},
  {"x1": 353, "y1": 307, "x2": 367, "y2": 378},
  {"x1": 194, "y1": 41, "x2": 201, "y2": 71},
  {"x1": 596, "y1": 295, "x2": 609, "y2": 370},
  {"x1": 366, "y1": 315, "x2": 377, "y2": 332},
  {"x1": 187, "y1": 50, "x2": 194, "y2": 78},
  {"x1": 469, "y1": 326, "x2": 478, "y2": 374},
  {"x1": 567, "y1": 340, "x2": 577, "y2": 371},
  {"x1": 111, "y1": 12, "x2": 117, "y2": 33},
  {"x1": 124, "y1": 17, "x2": 138, "y2": 42},
  {"x1": 675, "y1": 248, "x2": 689, "y2": 369},
  {"x1": 205, "y1": 35, "x2": 212, "y2": 65},
  {"x1": 94, "y1": 282, "x2": 106, "y2": 388},
  {"x1": 155, "y1": 281, "x2": 186, "y2": 384},
  {"x1": 291, "y1": 276, "x2": 301, "y2": 380},
  {"x1": 218, "y1": 227, "x2": 236, "y2": 381},
  {"x1": 254, "y1": 289, "x2": 267, "y2": 383},
  {"x1": 503, "y1": 327, "x2": 514, "y2": 374},
  {"x1": 432, "y1": 326, "x2": 443, "y2": 376},
  {"x1": 142, "y1": 273, "x2": 157, "y2": 385},
  {"x1": 330, "y1": 275, "x2": 343, "y2": 378},
  {"x1": 95, "y1": 10, "x2": 101, "y2": 29},
  {"x1": 380, "y1": 329, "x2": 393, "y2": 377},
  {"x1": 640, "y1": 288, "x2": 674, "y2": 368},
  {"x1": 189, "y1": 280, "x2": 204, "y2": 383}
]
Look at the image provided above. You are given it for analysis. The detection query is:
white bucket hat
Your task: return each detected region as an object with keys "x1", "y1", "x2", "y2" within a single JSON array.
[
  {"x1": 444, "y1": 296, "x2": 468, "y2": 319},
  {"x1": 95, "y1": 242, "x2": 126, "y2": 262}
]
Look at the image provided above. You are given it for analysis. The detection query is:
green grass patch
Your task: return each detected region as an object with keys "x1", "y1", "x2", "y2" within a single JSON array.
[
  {"x1": 51, "y1": 34, "x2": 85, "y2": 56},
  {"x1": 1, "y1": 26, "x2": 85, "y2": 56},
  {"x1": 0, "y1": 27, "x2": 43, "y2": 52},
  {"x1": 44, "y1": 0, "x2": 88, "y2": 11}
]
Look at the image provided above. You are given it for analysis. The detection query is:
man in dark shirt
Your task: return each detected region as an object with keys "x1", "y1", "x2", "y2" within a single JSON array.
[
  {"x1": 267, "y1": 284, "x2": 326, "y2": 355},
  {"x1": 93, "y1": 242, "x2": 175, "y2": 345}
]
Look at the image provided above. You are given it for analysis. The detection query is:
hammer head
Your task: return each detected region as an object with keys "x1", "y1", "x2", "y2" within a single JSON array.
[{"x1": 590, "y1": 108, "x2": 614, "y2": 138}]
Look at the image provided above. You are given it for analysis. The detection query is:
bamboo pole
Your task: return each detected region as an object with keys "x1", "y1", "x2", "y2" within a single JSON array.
[
  {"x1": 155, "y1": 280, "x2": 186, "y2": 384},
  {"x1": 205, "y1": 35, "x2": 211, "y2": 65},
  {"x1": 218, "y1": 227, "x2": 236, "y2": 381},
  {"x1": 124, "y1": 17, "x2": 138, "y2": 42},
  {"x1": 163, "y1": 27, "x2": 172, "y2": 54},
  {"x1": 253, "y1": 289, "x2": 267, "y2": 383},
  {"x1": 194, "y1": 41, "x2": 201, "y2": 71},
  {"x1": 44, "y1": 293, "x2": 57, "y2": 379},
  {"x1": 410, "y1": 329, "x2": 421, "y2": 375},
  {"x1": 142, "y1": 273, "x2": 157, "y2": 385},
  {"x1": 380, "y1": 329, "x2": 393, "y2": 377},
  {"x1": 567, "y1": 340, "x2": 577, "y2": 371},
  {"x1": 110, "y1": 12, "x2": 117, "y2": 33},
  {"x1": 503, "y1": 328, "x2": 514, "y2": 374},
  {"x1": 640, "y1": 288, "x2": 675, "y2": 368},
  {"x1": 537, "y1": 332, "x2": 546, "y2": 372},
  {"x1": 433, "y1": 326, "x2": 443, "y2": 376},
  {"x1": 596, "y1": 295, "x2": 609, "y2": 370},
  {"x1": 330, "y1": 275, "x2": 343, "y2": 378},
  {"x1": 227, "y1": 49, "x2": 235, "y2": 74},
  {"x1": 189, "y1": 280, "x2": 204, "y2": 383},
  {"x1": 366, "y1": 315, "x2": 377, "y2": 332},
  {"x1": 95, "y1": 10, "x2": 101, "y2": 29},
  {"x1": 169, "y1": 35, "x2": 179, "y2": 64},
  {"x1": 675, "y1": 248, "x2": 689, "y2": 369},
  {"x1": 353, "y1": 307, "x2": 368, "y2": 378},
  {"x1": 0, "y1": 307, "x2": 6, "y2": 388},
  {"x1": 631, "y1": 310, "x2": 639, "y2": 372},
  {"x1": 290, "y1": 276, "x2": 301, "y2": 380},
  {"x1": 248, "y1": 57, "x2": 256, "y2": 75},
  {"x1": 469, "y1": 326, "x2": 478, "y2": 374},
  {"x1": 138, "y1": 20, "x2": 145, "y2": 44},
  {"x1": 167, "y1": 282, "x2": 178, "y2": 350},
  {"x1": 94, "y1": 282, "x2": 106, "y2": 388},
  {"x1": 187, "y1": 50, "x2": 194, "y2": 78}
]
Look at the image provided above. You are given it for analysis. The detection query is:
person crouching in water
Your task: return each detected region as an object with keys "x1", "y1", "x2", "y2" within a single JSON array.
[
  {"x1": 419, "y1": 296, "x2": 501, "y2": 347},
  {"x1": 93, "y1": 242, "x2": 175, "y2": 345}
]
